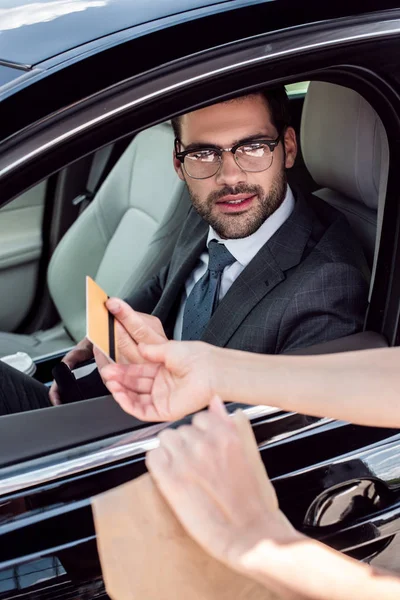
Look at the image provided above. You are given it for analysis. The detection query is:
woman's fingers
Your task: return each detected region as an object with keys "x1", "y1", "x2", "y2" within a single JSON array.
[
  {"x1": 101, "y1": 361, "x2": 176, "y2": 422},
  {"x1": 192, "y1": 406, "x2": 234, "y2": 433},
  {"x1": 104, "y1": 373, "x2": 172, "y2": 423},
  {"x1": 103, "y1": 371, "x2": 155, "y2": 399},
  {"x1": 105, "y1": 380, "x2": 157, "y2": 420},
  {"x1": 209, "y1": 395, "x2": 230, "y2": 420},
  {"x1": 101, "y1": 362, "x2": 159, "y2": 385},
  {"x1": 94, "y1": 346, "x2": 112, "y2": 372},
  {"x1": 138, "y1": 342, "x2": 169, "y2": 364}
]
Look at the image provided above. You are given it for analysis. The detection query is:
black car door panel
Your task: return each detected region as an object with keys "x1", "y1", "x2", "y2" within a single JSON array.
[{"x1": 0, "y1": 409, "x2": 399, "y2": 598}]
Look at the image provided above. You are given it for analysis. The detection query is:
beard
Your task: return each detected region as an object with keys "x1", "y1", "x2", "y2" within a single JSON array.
[{"x1": 187, "y1": 169, "x2": 288, "y2": 239}]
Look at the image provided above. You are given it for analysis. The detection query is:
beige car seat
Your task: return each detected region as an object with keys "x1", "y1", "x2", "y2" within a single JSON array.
[
  {"x1": 0, "y1": 122, "x2": 189, "y2": 357},
  {"x1": 301, "y1": 81, "x2": 389, "y2": 272}
]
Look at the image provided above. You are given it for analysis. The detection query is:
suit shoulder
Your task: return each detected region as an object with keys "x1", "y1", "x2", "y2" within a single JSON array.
[{"x1": 310, "y1": 211, "x2": 369, "y2": 274}]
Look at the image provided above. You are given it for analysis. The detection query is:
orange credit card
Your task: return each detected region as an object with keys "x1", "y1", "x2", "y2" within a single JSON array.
[{"x1": 86, "y1": 276, "x2": 118, "y2": 363}]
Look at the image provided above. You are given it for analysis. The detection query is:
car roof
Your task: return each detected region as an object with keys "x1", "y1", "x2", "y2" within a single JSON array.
[{"x1": 0, "y1": 0, "x2": 269, "y2": 67}]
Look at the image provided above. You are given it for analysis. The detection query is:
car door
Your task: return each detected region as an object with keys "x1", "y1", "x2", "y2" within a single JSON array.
[
  {"x1": 0, "y1": 407, "x2": 399, "y2": 600},
  {"x1": 0, "y1": 183, "x2": 46, "y2": 332},
  {"x1": 1, "y1": 5, "x2": 400, "y2": 600}
]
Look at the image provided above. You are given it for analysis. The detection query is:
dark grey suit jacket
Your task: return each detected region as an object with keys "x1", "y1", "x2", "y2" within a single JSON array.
[{"x1": 127, "y1": 192, "x2": 369, "y2": 354}]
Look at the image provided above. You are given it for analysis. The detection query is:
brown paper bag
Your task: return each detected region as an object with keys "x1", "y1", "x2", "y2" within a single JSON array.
[{"x1": 92, "y1": 411, "x2": 274, "y2": 600}]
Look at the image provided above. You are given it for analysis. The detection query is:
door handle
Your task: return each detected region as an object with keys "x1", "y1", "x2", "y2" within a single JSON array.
[{"x1": 308, "y1": 498, "x2": 400, "y2": 552}]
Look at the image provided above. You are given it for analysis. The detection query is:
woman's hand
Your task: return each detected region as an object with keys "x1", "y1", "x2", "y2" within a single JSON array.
[
  {"x1": 100, "y1": 340, "x2": 220, "y2": 421},
  {"x1": 146, "y1": 396, "x2": 300, "y2": 570}
]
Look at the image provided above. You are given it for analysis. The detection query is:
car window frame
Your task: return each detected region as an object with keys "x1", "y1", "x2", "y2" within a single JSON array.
[{"x1": 2, "y1": 12, "x2": 400, "y2": 196}]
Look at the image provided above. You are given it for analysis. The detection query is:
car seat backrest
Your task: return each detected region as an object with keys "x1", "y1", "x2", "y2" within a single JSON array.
[
  {"x1": 48, "y1": 122, "x2": 189, "y2": 342},
  {"x1": 300, "y1": 81, "x2": 389, "y2": 270}
]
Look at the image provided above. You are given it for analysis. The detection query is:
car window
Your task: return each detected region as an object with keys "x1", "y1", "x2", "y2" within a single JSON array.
[
  {"x1": 0, "y1": 78, "x2": 386, "y2": 425},
  {"x1": 285, "y1": 81, "x2": 310, "y2": 96}
]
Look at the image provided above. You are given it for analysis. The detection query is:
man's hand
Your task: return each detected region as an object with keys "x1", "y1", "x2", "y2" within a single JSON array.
[
  {"x1": 94, "y1": 299, "x2": 167, "y2": 373},
  {"x1": 146, "y1": 396, "x2": 299, "y2": 571},
  {"x1": 49, "y1": 337, "x2": 94, "y2": 405},
  {"x1": 100, "y1": 341, "x2": 218, "y2": 421}
]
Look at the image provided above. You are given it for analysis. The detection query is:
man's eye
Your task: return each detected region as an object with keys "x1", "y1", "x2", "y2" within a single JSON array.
[
  {"x1": 187, "y1": 150, "x2": 217, "y2": 162},
  {"x1": 239, "y1": 143, "x2": 266, "y2": 157}
]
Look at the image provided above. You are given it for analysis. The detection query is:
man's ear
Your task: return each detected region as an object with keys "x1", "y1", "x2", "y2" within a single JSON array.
[
  {"x1": 283, "y1": 126, "x2": 297, "y2": 169},
  {"x1": 173, "y1": 151, "x2": 185, "y2": 181}
]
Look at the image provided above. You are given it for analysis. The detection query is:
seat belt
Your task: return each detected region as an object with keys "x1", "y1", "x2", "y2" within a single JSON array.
[
  {"x1": 72, "y1": 136, "x2": 135, "y2": 213},
  {"x1": 72, "y1": 145, "x2": 114, "y2": 213}
]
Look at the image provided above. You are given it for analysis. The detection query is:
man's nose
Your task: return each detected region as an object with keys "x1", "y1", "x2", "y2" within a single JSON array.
[{"x1": 215, "y1": 151, "x2": 246, "y2": 186}]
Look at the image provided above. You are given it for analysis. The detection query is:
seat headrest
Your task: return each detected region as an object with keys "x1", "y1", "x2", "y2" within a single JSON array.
[{"x1": 300, "y1": 82, "x2": 388, "y2": 210}]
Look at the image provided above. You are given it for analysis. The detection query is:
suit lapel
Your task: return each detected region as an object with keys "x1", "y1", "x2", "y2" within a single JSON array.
[
  {"x1": 202, "y1": 194, "x2": 315, "y2": 347},
  {"x1": 153, "y1": 212, "x2": 208, "y2": 325}
]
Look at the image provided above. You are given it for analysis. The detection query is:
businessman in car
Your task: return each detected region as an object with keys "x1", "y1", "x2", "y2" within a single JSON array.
[{"x1": 0, "y1": 85, "x2": 369, "y2": 414}]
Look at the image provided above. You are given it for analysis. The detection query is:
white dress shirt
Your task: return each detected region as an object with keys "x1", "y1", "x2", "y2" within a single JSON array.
[{"x1": 173, "y1": 185, "x2": 295, "y2": 340}]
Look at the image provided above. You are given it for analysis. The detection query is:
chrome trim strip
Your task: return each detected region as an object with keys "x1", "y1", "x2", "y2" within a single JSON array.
[
  {"x1": 0, "y1": 536, "x2": 95, "y2": 571},
  {"x1": 0, "y1": 59, "x2": 31, "y2": 71},
  {"x1": 273, "y1": 432, "x2": 400, "y2": 483},
  {"x1": 0, "y1": 405, "x2": 279, "y2": 495},
  {"x1": 259, "y1": 416, "x2": 334, "y2": 447},
  {"x1": 1, "y1": 17, "x2": 400, "y2": 178}
]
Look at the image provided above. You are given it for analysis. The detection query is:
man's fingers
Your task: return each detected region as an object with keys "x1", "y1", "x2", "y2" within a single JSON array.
[
  {"x1": 107, "y1": 298, "x2": 166, "y2": 344},
  {"x1": 114, "y1": 321, "x2": 142, "y2": 364},
  {"x1": 49, "y1": 382, "x2": 61, "y2": 406},
  {"x1": 62, "y1": 340, "x2": 93, "y2": 370},
  {"x1": 49, "y1": 339, "x2": 93, "y2": 405}
]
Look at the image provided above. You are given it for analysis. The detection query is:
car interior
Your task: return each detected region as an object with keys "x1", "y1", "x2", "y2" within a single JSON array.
[{"x1": 0, "y1": 79, "x2": 391, "y2": 383}]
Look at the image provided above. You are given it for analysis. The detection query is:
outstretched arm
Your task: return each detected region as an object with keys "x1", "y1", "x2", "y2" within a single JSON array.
[
  {"x1": 206, "y1": 344, "x2": 400, "y2": 429},
  {"x1": 101, "y1": 331, "x2": 400, "y2": 428}
]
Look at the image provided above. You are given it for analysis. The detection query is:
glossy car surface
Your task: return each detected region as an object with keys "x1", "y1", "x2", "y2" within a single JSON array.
[{"x1": 1, "y1": 1, "x2": 400, "y2": 598}]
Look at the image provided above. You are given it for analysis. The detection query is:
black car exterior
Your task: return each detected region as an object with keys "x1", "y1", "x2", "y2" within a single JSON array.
[{"x1": 1, "y1": 1, "x2": 400, "y2": 598}]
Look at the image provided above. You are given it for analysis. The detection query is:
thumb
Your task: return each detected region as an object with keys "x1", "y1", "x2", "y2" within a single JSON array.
[{"x1": 138, "y1": 342, "x2": 169, "y2": 364}]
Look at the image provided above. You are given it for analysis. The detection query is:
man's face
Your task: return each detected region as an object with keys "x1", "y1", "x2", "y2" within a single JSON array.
[{"x1": 173, "y1": 94, "x2": 297, "y2": 239}]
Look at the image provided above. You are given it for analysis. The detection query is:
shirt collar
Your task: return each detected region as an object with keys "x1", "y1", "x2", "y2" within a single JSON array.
[{"x1": 206, "y1": 184, "x2": 295, "y2": 267}]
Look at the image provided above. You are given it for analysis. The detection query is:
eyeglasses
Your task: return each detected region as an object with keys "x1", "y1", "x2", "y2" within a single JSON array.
[{"x1": 175, "y1": 135, "x2": 281, "y2": 180}]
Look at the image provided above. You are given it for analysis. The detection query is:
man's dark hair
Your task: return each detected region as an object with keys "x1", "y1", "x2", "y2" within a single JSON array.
[{"x1": 171, "y1": 86, "x2": 291, "y2": 140}]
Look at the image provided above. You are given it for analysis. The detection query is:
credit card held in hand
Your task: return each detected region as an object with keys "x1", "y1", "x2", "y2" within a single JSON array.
[{"x1": 86, "y1": 276, "x2": 118, "y2": 362}]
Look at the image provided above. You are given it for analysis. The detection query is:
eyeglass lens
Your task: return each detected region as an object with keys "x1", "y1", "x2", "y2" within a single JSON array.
[{"x1": 183, "y1": 143, "x2": 274, "y2": 179}]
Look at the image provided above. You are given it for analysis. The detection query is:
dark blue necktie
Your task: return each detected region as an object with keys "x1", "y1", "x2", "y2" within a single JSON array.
[{"x1": 181, "y1": 240, "x2": 235, "y2": 341}]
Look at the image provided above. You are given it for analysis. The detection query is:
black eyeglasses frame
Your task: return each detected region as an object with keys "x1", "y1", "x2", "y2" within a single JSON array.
[{"x1": 174, "y1": 135, "x2": 281, "y2": 165}]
